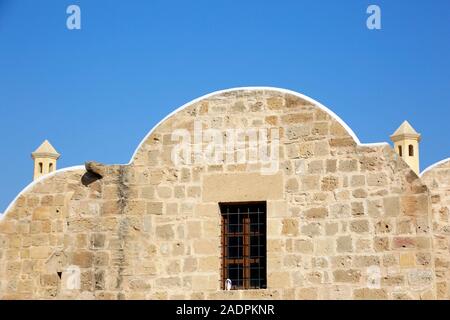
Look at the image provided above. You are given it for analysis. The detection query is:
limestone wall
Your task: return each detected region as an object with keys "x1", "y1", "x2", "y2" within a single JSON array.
[
  {"x1": 421, "y1": 159, "x2": 450, "y2": 299},
  {"x1": 0, "y1": 88, "x2": 442, "y2": 300}
]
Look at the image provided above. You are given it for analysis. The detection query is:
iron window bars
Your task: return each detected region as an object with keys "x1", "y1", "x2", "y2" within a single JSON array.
[{"x1": 220, "y1": 202, "x2": 267, "y2": 290}]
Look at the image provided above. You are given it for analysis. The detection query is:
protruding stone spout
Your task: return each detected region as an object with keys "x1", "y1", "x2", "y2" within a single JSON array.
[{"x1": 85, "y1": 161, "x2": 107, "y2": 178}]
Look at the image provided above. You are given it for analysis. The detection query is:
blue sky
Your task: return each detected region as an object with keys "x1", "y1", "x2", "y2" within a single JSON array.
[{"x1": 0, "y1": 0, "x2": 449, "y2": 212}]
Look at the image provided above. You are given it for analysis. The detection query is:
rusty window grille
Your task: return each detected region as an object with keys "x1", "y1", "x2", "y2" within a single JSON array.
[{"x1": 220, "y1": 202, "x2": 267, "y2": 290}]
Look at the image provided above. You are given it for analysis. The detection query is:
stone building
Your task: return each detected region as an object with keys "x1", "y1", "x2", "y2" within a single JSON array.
[{"x1": 0, "y1": 87, "x2": 449, "y2": 300}]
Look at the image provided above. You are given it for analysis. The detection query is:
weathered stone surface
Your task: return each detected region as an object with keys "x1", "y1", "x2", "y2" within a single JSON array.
[
  {"x1": 147, "y1": 202, "x2": 163, "y2": 215},
  {"x1": 0, "y1": 88, "x2": 446, "y2": 300},
  {"x1": 333, "y1": 270, "x2": 361, "y2": 283},
  {"x1": 305, "y1": 207, "x2": 328, "y2": 219},
  {"x1": 282, "y1": 219, "x2": 299, "y2": 236},
  {"x1": 350, "y1": 220, "x2": 369, "y2": 233},
  {"x1": 85, "y1": 161, "x2": 107, "y2": 177},
  {"x1": 353, "y1": 288, "x2": 388, "y2": 300},
  {"x1": 336, "y1": 236, "x2": 353, "y2": 253},
  {"x1": 202, "y1": 173, "x2": 283, "y2": 202}
]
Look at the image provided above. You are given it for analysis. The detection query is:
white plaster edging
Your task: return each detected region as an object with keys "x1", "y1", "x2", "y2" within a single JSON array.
[
  {"x1": 420, "y1": 157, "x2": 450, "y2": 177},
  {"x1": 128, "y1": 86, "x2": 389, "y2": 164},
  {"x1": 2, "y1": 87, "x2": 389, "y2": 219},
  {"x1": 0, "y1": 166, "x2": 85, "y2": 221}
]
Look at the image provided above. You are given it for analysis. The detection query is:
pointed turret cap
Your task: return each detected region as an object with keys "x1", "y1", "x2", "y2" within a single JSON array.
[
  {"x1": 31, "y1": 140, "x2": 60, "y2": 160},
  {"x1": 390, "y1": 121, "x2": 421, "y2": 142}
]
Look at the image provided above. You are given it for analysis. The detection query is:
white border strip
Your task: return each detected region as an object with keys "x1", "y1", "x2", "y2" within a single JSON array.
[
  {"x1": 2, "y1": 86, "x2": 390, "y2": 219},
  {"x1": 128, "y1": 86, "x2": 388, "y2": 163},
  {"x1": 0, "y1": 166, "x2": 85, "y2": 221},
  {"x1": 420, "y1": 157, "x2": 450, "y2": 177}
]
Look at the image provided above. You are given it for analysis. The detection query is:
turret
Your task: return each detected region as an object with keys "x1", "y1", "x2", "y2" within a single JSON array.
[
  {"x1": 31, "y1": 140, "x2": 60, "y2": 180},
  {"x1": 390, "y1": 121, "x2": 421, "y2": 175}
]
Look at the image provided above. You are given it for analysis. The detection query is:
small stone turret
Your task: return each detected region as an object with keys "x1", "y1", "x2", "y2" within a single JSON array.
[
  {"x1": 390, "y1": 121, "x2": 421, "y2": 175},
  {"x1": 31, "y1": 140, "x2": 60, "y2": 180}
]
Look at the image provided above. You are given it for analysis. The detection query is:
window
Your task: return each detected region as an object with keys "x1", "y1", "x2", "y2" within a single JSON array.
[
  {"x1": 398, "y1": 146, "x2": 402, "y2": 157},
  {"x1": 39, "y1": 162, "x2": 43, "y2": 173},
  {"x1": 49, "y1": 163, "x2": 54, "y2": 172},
  {"x1": 409, "y1": 145, "x2": 414, "y2": 156},
  {"x1": 220, "y1": 202, "x2": 267, "y2": 290}
]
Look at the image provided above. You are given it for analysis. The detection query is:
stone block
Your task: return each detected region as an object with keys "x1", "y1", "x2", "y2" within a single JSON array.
[
  {"x1": 367, "y1": 173, "x2": 387, "y2": 187},
  {"x1": 147, "y1": 202, "x2": 164, "y2": 215},
  {"x1": 336, "y1": 236, "x2": 353, "y2": 253},
  {"x1": 156, "y1": 224, "x2": 175, "y2": 240},
  {"x1": 399, "y1": 253, "x2": 415, "y2": 267},
  {"x1": 351, "y1": 175, "x2": 366, "y2": 187},
  {"x1": 202, "y1": 173, "x2": 283, "y2": 202},
  {"x1": 30, "y1": 247, "x2": 50, "y2": 259},
  {"x1": 333, "y1": 269, "x2": 361, "y2": 283},
  {"x1": 285, "y1": 178, "x2": 299, "y2": 193},
  {"x1": 157, "y1": 186, "x2": 172, "y2": 199},
  {"x1": 281, "y1": 113, "x2": 313, "y2": 124},
  {"x1": 267, "y1": 97, "x2": 284, "y2": 110},
  {"x1": 325, "y1": 223, "x2": 339, "y2": 236},
  {"x1": 408, "y1": 270, "x2": 433, "y2": 288},
  {"x1": 32, "y1": 207, "x2": 51, "y2": 221},
  {"x1": 350, "y1": 220, "x2": 369, "y2": 233},
  {"x1": 326, "y1": 159, "x2": 337, "y2": 173},
  {"x1": 301, "y1": 223, "x2": 322, "y2": 238},
  {"x1": 282, "y1": 219, "x2": 299, "y2": 236},
  {"x1": 296, "y1": 287, "x2": 318, "y2": 300},
  {"x1": 72, "y1": 251, "x2": 93, "y2": 268},
  {"x1": 268, "y1": 272, "x2": 291, "y2": 288},
  {"x1": 305, "y1": 207, "x2": 328, "y2": 219},
  {"x1": 194, "y1": 203, "x2": 219, "y2": 218},
  {"x1": 353, "y1": 255, "x2": 380, "y2": 267},
  {"x1": 267, "y1": 201, "x2": 288, "y2": 218},
  {"x1": 295, "y1": 239, "x2": 314, "y2": 254},
  {"x1": 301, "y1": 175, "x2": 320, "y2": 191},
  {"x1": 383, "y1": 197, "x2": 400, "y2": 217},
  {"x1": 401, "y1": 195, "x2": 429, "y2": 216},
  {"x1": 193, "y1": 240, "x2": 218, "y2": 255},
  {"x1": 352, "y1": 189, "x2": 368, "y2": 199},
  {"x1": 198, "y1": 256, "x2": 220, "y2": 272},
  {"x1": 338, "y1": 160, "x2": 358, "y2": 172},
  {"x1": 352, "y1": 202, "x2": 365, "y2": 216},
  {"x1": 353, "y1": 288, "x2": 387, "y2": 300},
  {"x1": 191, "y1": 275, "x2": 217, "y2": 291},
  {"x1": 393, "y1": 237, "x2": 416, "y2": 249},
  {"x1": 374, "y1": 237, "x2": 389, "y2": 252},
  {"x1": 321, "y1": 176, "x2": 339, "y2": 191}
]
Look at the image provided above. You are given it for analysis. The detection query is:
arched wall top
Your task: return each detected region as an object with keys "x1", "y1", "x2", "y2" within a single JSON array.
[
  {"x1": 420, "y1": 158, "x2": 450, "y2": 177},
  {"x1": 1, "y1": 87, "x2": 391, "y2": 219},
  {"x1": 128, "y1": 87, "x2": 389, "y2": 164},
  {"x1": 0, "y1": 165, "x2": 85, "y2": 221}
]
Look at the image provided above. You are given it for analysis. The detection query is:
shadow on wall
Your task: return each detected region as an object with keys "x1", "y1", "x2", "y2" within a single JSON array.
[{"x1": 81, "y1": 171, "x2": 102, "y2": 187}]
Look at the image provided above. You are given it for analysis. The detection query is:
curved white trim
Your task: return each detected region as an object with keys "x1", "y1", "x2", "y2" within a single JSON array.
[
  {"x1": 0, "y1": 165, "x2": 85, "y2": 220},
  {"x1": 1, "y1": 87, "x2": 390, "y2": 219},
  {"x1": 420, "y1": 158, "x2": 450, "y2": 177},
  {"x1": 128, "y1": 86, "x2": 388, "y2": 163}
]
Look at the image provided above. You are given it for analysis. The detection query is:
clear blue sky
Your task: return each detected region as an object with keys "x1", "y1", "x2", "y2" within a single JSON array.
[{"x1": 1, "y1": 0, "x2": 449, "y2": 212}]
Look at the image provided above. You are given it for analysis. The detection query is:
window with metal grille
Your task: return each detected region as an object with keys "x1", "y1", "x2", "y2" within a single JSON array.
[{"x1": 220, "y1": 202, "x2": 267, "y2": 290}]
